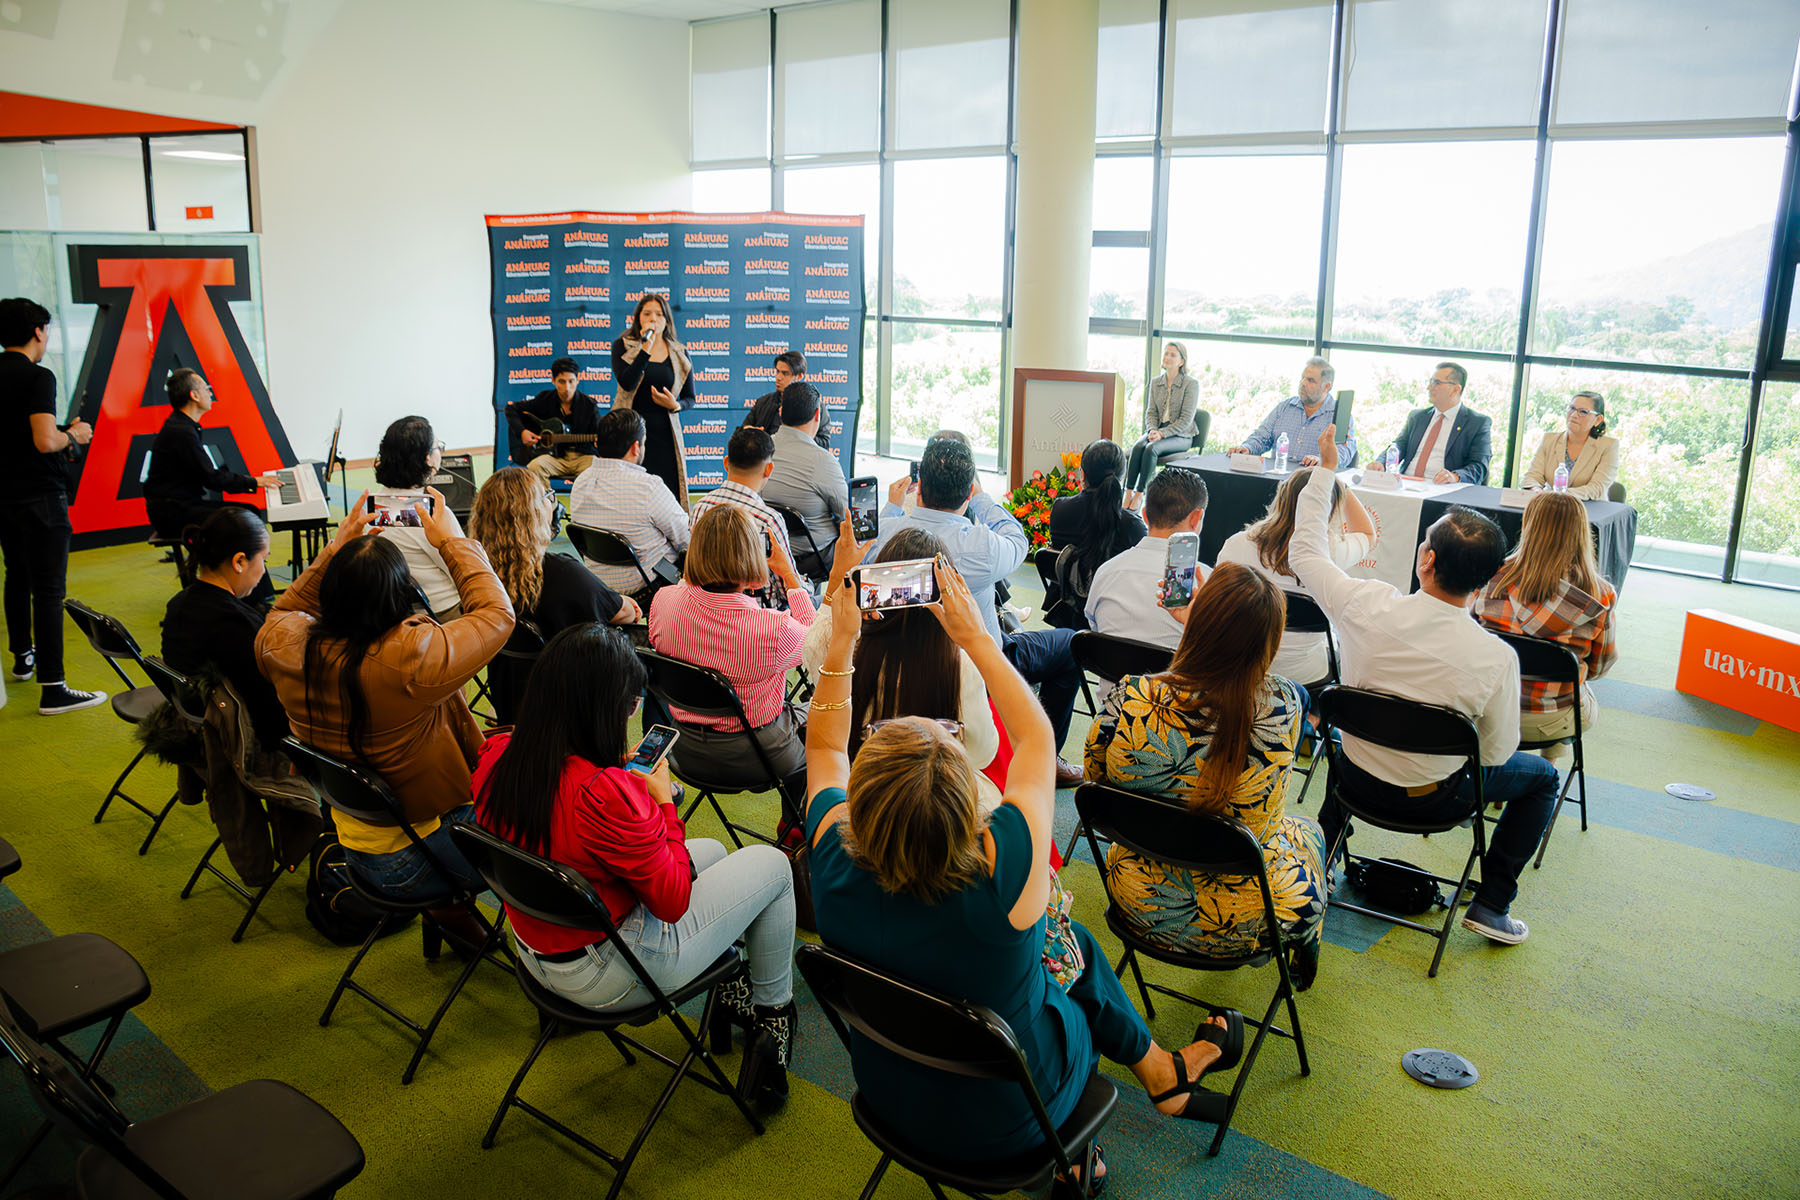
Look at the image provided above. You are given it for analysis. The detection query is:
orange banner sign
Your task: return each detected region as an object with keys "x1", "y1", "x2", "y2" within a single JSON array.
[{"x1": 1675, "y1": 608, "x2": 1800, "y2": 733}]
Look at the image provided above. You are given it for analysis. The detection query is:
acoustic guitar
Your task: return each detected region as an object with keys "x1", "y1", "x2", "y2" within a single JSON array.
[{"x1": 515, "y1": 413, "x2": 598, "y2": 462}]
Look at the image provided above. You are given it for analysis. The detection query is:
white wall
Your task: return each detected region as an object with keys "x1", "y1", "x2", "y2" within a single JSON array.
[{"x1": 0, "y1": 0, "x2": 695, "y2": 456}]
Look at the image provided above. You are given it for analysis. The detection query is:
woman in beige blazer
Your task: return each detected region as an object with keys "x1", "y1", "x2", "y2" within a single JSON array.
[{"x1": 1521, "y1": 390, "x2": 1620, "y2": 502}]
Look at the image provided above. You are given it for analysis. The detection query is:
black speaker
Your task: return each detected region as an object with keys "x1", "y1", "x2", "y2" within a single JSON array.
[{"x1": 431, "y1": 454, "x2": 478, "y2": 518}]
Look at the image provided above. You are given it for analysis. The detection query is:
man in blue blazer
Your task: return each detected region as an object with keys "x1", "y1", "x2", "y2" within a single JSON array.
[{"x1": 1373, "y1": 361, "x2": 1492, "y2": 485}]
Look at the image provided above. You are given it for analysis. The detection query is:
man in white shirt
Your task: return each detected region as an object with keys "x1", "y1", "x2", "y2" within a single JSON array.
[
  {"x1": 762, "y1": 382, "x2": 846, "y2": 573},
  {"x1": 1085, "y1": 467, "x2": 1209, "y2": 651},
  {"x1": 1369, "y1": 361, "x2": 1493, "y2": 485},
  {"x1": 569, "y1": 408, "x2": 689, "y2": 598},
  {"x1": 1288, "y1": 429, "x2": 1557, "y2": 945},
  {"x1": 689, "y1": 424, "x2": 792, "y2": 608}
]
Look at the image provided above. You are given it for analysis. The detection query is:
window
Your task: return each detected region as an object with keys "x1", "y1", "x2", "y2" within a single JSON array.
[
  {"x1": 1163, "y1": 152, "x2": 1324, "y2": 338},
  {"x1": 1167, "y1": 0, "x2": 1334, "y2": 139},
  {"x1": 1087, "y1": 332, "x2": 1153, "y2": 424},
  {"x1": 690, "y1": 15, "x2": 770, "y2": 163},
  {"x1": 150, "y1": 134, "x2": 250, "y2": 232},
  {"x1": 41, "y1": 139, "x2": 151, "y2": 232},
  {"x1": 1340, "y1": 0, "x2": 1548, "y2": 133},
  {"x1": 777, "y1": 0, "x2": 879, "y2": 157},
  {"x1": 1333, "y1": 140, "x2": 1537, "y2": 353},
  {"x1": 891, "y1": 157, "x2": 1006, "y2": 321},
  {"x1": 888, "y1": 324, "x2": 1005, "y2": 466},
  {"x1": 888, "y1": 0, "x2": 1011, "y2": 151},
  {"x1": 1097, "y1": 0, "x2": 1160, "y2": 140},
  {"x1": 1181, "y1": 339, "x2": 1322, "y2": 451},
  {"x1": 1533, "y1": 138, "x2": 1784, "y2": 369},
  {"x1": 1738, "y1": 381, "x2": 1800, "y2": 587},
  {"x1": 783, "y1": 164, "x2": 880, "y2": 308},
  {"x1": 692, "y1": 168, "x2": 771, "y2": 213},
  {"x1": 1091, "y1": 157, "x2": 1152, "y2": 323},
  {"x1": 1324, "y1": 348, "x2": 1515, "y2": 473}
]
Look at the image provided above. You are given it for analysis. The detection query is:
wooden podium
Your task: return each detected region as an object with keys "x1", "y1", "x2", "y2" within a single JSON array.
[{"x1": 1009, "y1": 368, "x2": 1125, "y2": 490}]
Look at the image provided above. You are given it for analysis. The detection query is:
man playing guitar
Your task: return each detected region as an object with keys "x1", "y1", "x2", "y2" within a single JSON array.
[{"x1": 507, "y1": 355, "x2": 600, "y2": 482}]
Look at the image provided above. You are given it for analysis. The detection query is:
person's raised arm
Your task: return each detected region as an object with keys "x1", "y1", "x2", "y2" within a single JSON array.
[
  {"x1": 612, "y1": 338, "x2": 647, "y2": 392},
  {"x1": 927, "y1": 559, "x2": 1053, "y2": 928},
  {"x1": 270, "y1": 491, "x2": 376, "y2": 616},
  {"x1": 969, "y1": 489, "x2": 1029, "y2": 578},
  {"x1": 1289, "y1": 429, "x2": 1369, "y2": 620},
  {"x1": 806, "y1": 515, "x2": 875, "y2": 839}
]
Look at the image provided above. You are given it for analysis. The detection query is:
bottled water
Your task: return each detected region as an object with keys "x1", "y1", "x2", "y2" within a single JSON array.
[
  {"x1": 1385, "y1": 444, "x2": 1400, "y2": 473},
  {"x1": 1553, "y1": 461, "x2": 1569, "y2": 492},
  {"x1": 1276, "y1": 432, "x2": 1289, "y2": 471}
]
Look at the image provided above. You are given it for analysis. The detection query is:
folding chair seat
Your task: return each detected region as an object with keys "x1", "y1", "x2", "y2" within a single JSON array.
[
  {"x1": 63, "y1": 601, "x2": 181, "y2": 856},
  {"x1": 1073, "y1": 783, "x2": 1309, "y2": 1155},
  {"x1": 450, "y1": 823, "x2": 762, "y2": 1200},
  {"x1": 1315, "y1": 686, "x2": 1486, "y2": 978},
  {"x1": 636, "y1": 648, "x2": 802, "y2": 848},
  {"x1": 0, "y1": 994, "x2": 364, "y2": 1200},
  {"x1": 0, "y1": 835, "x2": 19, "y2": 880},
  {"x1": 796, "y1": 942, "x2": 1117, "y2": 1199},
  {"x1": 147, "y1": 534, "x2": 195, "y2": 588},
  {"x1": 1281, "y1": 589, "x2": 1340, "y2": 805},
  {"x1": 283, "y1": 739, "x2": 510, "y2": 1085},
  {"x1": 1493, "y1": 632, "x2": 1588, "y2": 868}
]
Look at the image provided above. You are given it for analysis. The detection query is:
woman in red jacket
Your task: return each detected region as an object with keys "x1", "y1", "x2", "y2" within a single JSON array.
[{"x1": 473, "y1": 622, "x2": 796, "y2": 1114}]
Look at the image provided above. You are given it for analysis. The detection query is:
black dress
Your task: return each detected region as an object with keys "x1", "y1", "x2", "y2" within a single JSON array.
[{"x1": 611, "y1": 340, "x2": 695, "y2": 501}]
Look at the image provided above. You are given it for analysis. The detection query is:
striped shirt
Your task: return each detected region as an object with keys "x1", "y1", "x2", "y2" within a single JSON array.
[
  {"x1": 569, "y1": 458, "x2": 690, "y2": 594},
  {"x1": 1473, "y1": 576, "x2": 1617, "y2": 714},
  {"x1": 648, "y1": 582, "x2": 816, "y2": 729},
  {"x1": 689, "y1": 479, "x2": 792, "y2": 609}
]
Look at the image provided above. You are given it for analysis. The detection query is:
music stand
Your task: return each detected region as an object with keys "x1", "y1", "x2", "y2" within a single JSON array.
[{"x1": 322, "y1": 408, "x2": 348, "y2": 513}]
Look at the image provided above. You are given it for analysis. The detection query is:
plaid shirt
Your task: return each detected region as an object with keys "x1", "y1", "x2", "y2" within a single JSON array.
[
  {"x1": 1473, "y1": 576, "x2": 1617, "y2": 713},
  {"x1": 689, "y1": 479, "x2": 791, "y2": 609},
  {"x1": 568, "y1": 458, "x2": 689, "y2": 595}
]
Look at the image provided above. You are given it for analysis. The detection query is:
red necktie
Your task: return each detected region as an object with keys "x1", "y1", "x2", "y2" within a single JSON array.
[{"x1": 1410, "y1": 413, "x2": 1446, "y2": 477}]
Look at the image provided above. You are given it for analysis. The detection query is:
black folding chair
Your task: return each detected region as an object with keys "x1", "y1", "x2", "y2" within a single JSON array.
[
  {"x1": 1281, "y1": 590, "x2": 1340, "y2": 805},
  {"x1": 1065, "y1": 632, "x2": 1175, "y2": 859},
  {"x1": 1315, "y1": 686, "x2": 1486, "y2": 978},
  {"x1": 449, "y1": 823, "x2": 762, "y2": 1199},
  {"x1": 766, "y1": 500, "x2": 831, "y2": 582},
  {"x1": 637, "y1": 648, "x2": 803, "y2": 847},
  {"x1": 484, "y1": 614, "x2": 549, "y2": 727},
  {"x1": 1493, "y1": 632, "x2": 1588, "y2": 868},
  {"x1": 147, "y1": 534, "x2": 195, "y2": 588},
  {"x1": 1036, "y1": 546, "x2": 1088, "y2": 631},
  {"x1": 1074, "y1": 783, "x2": 1309, "y2": 1156},
  {"x1": 0, "y1": 991, "x2": 365, "y2": 1200},
  {"x1": 282, "y1": 738, "x2": 510, "y2": 1085},
  {"x1": 566, "y1": 523, "x2": 660, "y2": 595},
  {"x1": 140, "y1": 657, "x2": 292, "y2": 944},
  {"x1": 63, "y1": 600, "x2": 181, "y2": 855},
  {"x1": 0, "y1": 845, "x2": 152, "y2": 1190},
  {"x1": 796, "y1": 942, "x2": 1117, "y2": 1200}
]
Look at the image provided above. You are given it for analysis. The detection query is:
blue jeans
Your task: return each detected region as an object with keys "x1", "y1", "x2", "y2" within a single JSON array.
[
  {"x1": 515, "y1": 839, "x2": 795, "y2": 1010},
  {"x1": 1003, "y1": 628, "x2": 1082, "y2": 753},
  {"x1": 1322, "y1": 751, "x2": 1558, "y2": 914},
  {"x1": 342, "y1": 805, "x2": 484, "y2": 904}
]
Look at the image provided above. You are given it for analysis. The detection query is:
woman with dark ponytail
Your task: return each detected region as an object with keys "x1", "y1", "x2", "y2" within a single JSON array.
[
  {"x1": 1047, "y1": 439, "x2": 1146, "y2": 603},
  {"x1": 160, "y1": 506, "x2": 288, "y2": 747}
]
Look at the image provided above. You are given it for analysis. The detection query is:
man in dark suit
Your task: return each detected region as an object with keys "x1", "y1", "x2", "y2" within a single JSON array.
[{"x1": 1374, "y1": 361, "x2": 1492, "y2": 485}]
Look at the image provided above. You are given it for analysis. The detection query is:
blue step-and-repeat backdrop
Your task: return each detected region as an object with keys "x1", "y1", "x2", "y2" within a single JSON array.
[{"x1": 486, "y1": 210, "x2": 865, "y2": 490}]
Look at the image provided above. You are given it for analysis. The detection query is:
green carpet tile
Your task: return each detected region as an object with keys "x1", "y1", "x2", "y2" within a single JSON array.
[{"x1": 1, "y1": 523, "x2": 1797, "y2": 1199}]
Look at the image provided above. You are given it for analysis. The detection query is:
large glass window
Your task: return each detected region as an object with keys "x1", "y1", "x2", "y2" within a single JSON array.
[
  {"x1": 1340, "y1": 0, "x2": 1548, "y2": 132},
  {"x1": 888, "y1": 323, "x2": 1005, "y2": 465},
  {"x1": 690, "y1": 15, "x2": 770, "y2": 163},
  {"x1": 1533, "y1": 138, "x2": 1784, "y2": 369},
  {"x1": 888, "y1": 0, "x2": 1011, "y2": 151},
  {"x1": 1325, "y1": 348, "x2": 1515, "y2": 473},
  {"x1": 1087, "y1": 332, "x2": 1153, "y2": 426},
  {"x1": 891, "y1": 157, "x2": 1006, "y2": 321},
  {"x1": 149, "y1": 134, "x2": 250, "y2": 232},
  {"x1": 776, "y1": 0, "x2": 879, "y2": 157},
  {"x1": 1738, "y1": 381, "x2": 1800, "y2": 588},
  {"x1": 1097, "y1": 0, "x2": 1160, "y2": 140},
  {"x1": 0, "y1": 142, "x2": 51, "y2": 230},
  {"x1": 692, "y1": 168, "x2": 771, "y2": 213},
  {"x1": 1167, "y1": 0, "x2": 1333, "y2": 138},
  {"x1": 41, "y1": 139, "x2": 150, "y2": 232},
  {"x1": 1333, "y1": 140, "x2": 1537, "y2": 353},
  {"x1": 783, "y1": 164, "x2": 880, "y2": 309},
  {"x1": 1163, "y1": 152, "x2": 1324, "y2": 338},
  {"x1": 1181, "y1": 339, "x2": 1323, "y2": 451}
]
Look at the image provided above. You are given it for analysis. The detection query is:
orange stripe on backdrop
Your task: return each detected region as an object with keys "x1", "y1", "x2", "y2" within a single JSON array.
[
  {"x1": 0, "y1": 90, "x2": 239, "y2": 139},
  {"x1": 1675, "y1": 609, "x2": 1800, "y2": 733}
]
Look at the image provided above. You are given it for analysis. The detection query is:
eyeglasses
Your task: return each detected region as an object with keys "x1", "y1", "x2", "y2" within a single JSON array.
[
  {"x1": 862, "y1": 717, "x2": 964, "y2": 743},
  {"x1": 1567, "y1": 406, "x2": 1597, "y2": 417},
  {"x1": 1427, "y1": 378, "x2": 1456, "y2": 389},
  {"x1": 434, "y1": 440, "x2": 447, "y2": 453}
]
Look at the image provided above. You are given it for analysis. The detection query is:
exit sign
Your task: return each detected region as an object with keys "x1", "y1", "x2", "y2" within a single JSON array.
[{"x1": 185, "y1": 205, "x2": 214, "y2": 220}]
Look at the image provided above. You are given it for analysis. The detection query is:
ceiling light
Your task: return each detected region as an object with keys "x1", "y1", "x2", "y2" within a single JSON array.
[{"x1": 160, "y1": 150, "x2": 245, "y2": 162}]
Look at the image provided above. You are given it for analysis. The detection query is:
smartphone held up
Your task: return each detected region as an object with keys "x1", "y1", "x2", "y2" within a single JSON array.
[
  {"x1": 851, "y1": 558, "x2": 939, "y2": 612},
  {"x1": 367, "y1": 492, "x2": 434, "y2": 529},
  {"x1": 1162, "y1": 531, "x2": 1199, "y2": 609},
  {"x1": 849, "y1": 475, "x2": 880, "y2": 541}
]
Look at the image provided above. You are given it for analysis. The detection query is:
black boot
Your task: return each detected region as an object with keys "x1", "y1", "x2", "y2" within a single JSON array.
[
  {"x1": 709, "y1": 972, "x2": 755, "y2": 1053},
  {"x1": 737, "y1": 1000, "x2": 796, "y2": 1116}
]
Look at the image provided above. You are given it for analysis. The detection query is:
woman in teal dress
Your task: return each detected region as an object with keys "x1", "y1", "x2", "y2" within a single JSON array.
[
  {"x1": 803, "y1": 517, "x2": 1244, "y2": 1171},
  {"x1": 1085, "y1": 562, "x2": 1328, "y2": 988}
]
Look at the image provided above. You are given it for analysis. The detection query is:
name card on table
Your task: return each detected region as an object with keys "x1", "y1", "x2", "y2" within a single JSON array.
[
  {"x1": 1228, "y1": 453, "x2": 1266, "y2": 473},
  {"x1": 1675, "y1": 608, "x2": 1800, "y2": 733},
  {"x1": 1498, "y1": 488, "x2": 1532, "y2": 509},
  {"x1": 1356, "y1": 469, "x2": 1401, "y2": 491}
]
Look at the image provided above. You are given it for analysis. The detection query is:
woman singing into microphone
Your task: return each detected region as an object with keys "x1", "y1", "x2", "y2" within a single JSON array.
[{"x1": 612, "y1": 293, "x2": 696, "y2": 506}]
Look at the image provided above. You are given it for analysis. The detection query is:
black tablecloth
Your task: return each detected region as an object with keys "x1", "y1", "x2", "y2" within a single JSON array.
[{"x1": 1167, "y1": 453, "x2": 1639, "y2": 594}]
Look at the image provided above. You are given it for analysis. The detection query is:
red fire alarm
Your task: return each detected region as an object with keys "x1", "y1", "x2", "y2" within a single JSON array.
[{"x1": 185, "y1": 205, "x2": 214, "y2": 220}]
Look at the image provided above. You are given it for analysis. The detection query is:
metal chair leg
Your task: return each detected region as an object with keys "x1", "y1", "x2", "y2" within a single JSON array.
[
  {"x1": 94, "y1": 745, "x2": 150, "y2": 823},
  {"x1": 856, "y1": 1154, "x2": 893, "y2": 1200},
  {"x1": 137, "y1": 790, "x2": 182, "y2": 856}
]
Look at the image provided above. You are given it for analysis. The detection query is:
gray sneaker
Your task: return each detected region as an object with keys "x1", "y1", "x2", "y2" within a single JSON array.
[{"x1": 1461, "y1": 901, "x2": 1528, "y2": 945}]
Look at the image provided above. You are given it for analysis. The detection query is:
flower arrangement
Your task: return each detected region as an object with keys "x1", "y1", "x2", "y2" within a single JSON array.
[{"x1": 1006, "y1": 450, "x2": 1083, "y2": 550}]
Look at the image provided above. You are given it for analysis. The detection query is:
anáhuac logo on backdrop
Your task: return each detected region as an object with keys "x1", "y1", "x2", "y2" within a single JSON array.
[
  {"x1": 744, "y1": 258, "x2": 789, "y2": 276},
  {"x1": 685, "y1": 259, "x2": 730, "y2": 276},
  {"x1": 685, "y1": 313, "x2": 730, "y2": 330},
  {"x1": 505, "y1": 260, "x2": 550, "y2": 277},
  {"x1": 509, "y1": 367, "x2": 552, "y2": 384},
  {"x1": 623, "y1": 259, "x2": 669, "y2": 276},
  {"x1": 744, "y1": 286, "x2": 789, "y2": 303},
  {"x1": 686, "y1": 339, "x2": 730, "y2": 358},
  {"x1": 506, "y1": 313, "x2": 551, "y2": 330},
  {"x1": 506, "y1": 287, "x2": 550, "y2": 304},
  {"x1": 566, "y1": 339, "x2": 609, "y2": 353},
  {"x1": 688, "y1": 418, "x2": 729, "y2": 436},
  {"x1": 744, "y1": 232, "x2": 789, "y2": 248},
  {"x1": 507, "y1": 342, "x2": 552, "y2": 358},
  {"x1": 694, "y1": 392, "x2": 730, "y2": 407},
  {"x1": 689, "y1": 468, "x2": 727, "y2": 486},
  {"x1": 565, "y1": 259, "x2": 609, "y2": 274},
  {"x1": 564, "y1": 230, "x2": 609, "y2": 247},
  {"x1": 805, "y1": 287, "x2": 852, "y2": 305},
  {"x1": 623, "y1": 232, "x2": 669, "y2": 248},
  {"x1": 747, "y1": 313, "x2": 789, "y2": 329},
  {"x1": 1701, "y1": 649, "x2": 1800, "y2": 697},
  {"x1": 804, "y1": 261, "x2": 850, "y2": 277},
  {"x1": 804, "y1": 341, "x2": 849, "y2": 359},
  {"x1": 805, "y1": 316, "x2": 849, "y2": 331},
  {"x1": 685, "y1": 231, "x2": 728, "y2": 247},
  {"x1": 804, "y1": 233, "x2": 850, "y2": 250},
  {"x1": 693, "y1": 367, "x2": 731, "y2": 383},
  {"x1": 686, "y1": 286, "x2": 729, "y2": 302},
  {"x1": 503, "y1": 234, "x2": 548, "y2": 250},
  {"x1": 563, "y1": 285, "x2": 608, "y2": 302},
  {"x1": 746, "y1": 341, "x2": 790, "y2": 358},
  {"x1": 567, "y1": 313, "x2": 610, "y2": 329}
]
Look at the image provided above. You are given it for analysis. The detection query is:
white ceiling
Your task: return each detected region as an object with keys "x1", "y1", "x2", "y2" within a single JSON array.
[{"x1": 530, "y1": 0, "x2": 771, "y2": 20}]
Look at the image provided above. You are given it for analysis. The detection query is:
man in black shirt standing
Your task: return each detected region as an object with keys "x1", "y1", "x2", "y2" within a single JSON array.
[
  {"x1": 742, "y1": 350, "x2": 829, "y2": 450},
  {"x1": 0, "y1": 297, "x2": 105, "y2": 714},
  {"x1": 507, "y1": 356, "x2": 600, "y2": 482},
  {"x1": 143, "y1": 367, "x2": 272, "y2": 540}
]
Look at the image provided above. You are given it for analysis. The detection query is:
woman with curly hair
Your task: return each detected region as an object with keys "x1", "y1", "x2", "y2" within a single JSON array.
[{"x1": 468, "y1": 467, "x2": 640, "y2": 723}]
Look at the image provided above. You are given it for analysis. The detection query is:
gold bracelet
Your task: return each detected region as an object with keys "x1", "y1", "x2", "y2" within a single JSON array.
[
  {"x1": 809, "y1": 697, "x2": 851, "y2": 711},
  {"x1": 816, "y1": 667, "x2": 854, "y2": 678}
]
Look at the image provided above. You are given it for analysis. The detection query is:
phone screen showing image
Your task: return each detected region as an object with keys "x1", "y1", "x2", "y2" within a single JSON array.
[
  {"x1": 853, "y1": 558, "x2": 940, "y2": 611},
  {"x1": 908, "y1": 461, "x2": 920, "y2": 483},
  {"x1": 367, "y1": 492, "x2": 432, "y2": 529},
  {"x1": 1333, "y1": 388, "x2": 1354, "y2": 433},
  {"x1": 849, "y1": 475, "x2": 880, "y2": 541},
  {"x1": 627, "y1": 724, "x2": 680, "y2": 774},
  {"x1": 1163, "y1": 533, "x2": 1199, "y2": 609}
]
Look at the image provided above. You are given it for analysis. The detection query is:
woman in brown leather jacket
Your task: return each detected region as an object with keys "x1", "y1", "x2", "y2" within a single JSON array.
[{"x1": 256, "y1": 487, "x2": 514, "y2": 904}]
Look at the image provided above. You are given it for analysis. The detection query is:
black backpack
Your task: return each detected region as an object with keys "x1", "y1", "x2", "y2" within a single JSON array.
[
  {"x1": 1347, "y1": 857, "x2": 1446, "y2": 915},
  {"x1": 302, "y1": 824, "x2": 416, "y2": 946}
]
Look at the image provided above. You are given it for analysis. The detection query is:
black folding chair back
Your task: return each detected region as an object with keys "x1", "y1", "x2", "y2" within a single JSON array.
[
  {"x1": 64, "y1": 600, "x2": 182, "y2": 855},
  {"x1": 1281, "y1": 589, "x2": 1338, "y2": 804},
  {"x1": 449, "y1": 823, "x2": 760, "y2": 1198},
  {"x1": 0, "y1": 992, "x2": 365, "y2": 1200},
  {"x1": 1071, "y1": 630, "x2": 1173, "y2": 686},
  {"x1": 766, "y1": 500, "x2": 829, "y2": 579},
  {"x1": 637, "y1": 648, "x2": 800, "y2": 846},
  {"x1": 566, "y1": 523, "x2": 656, "y2": 593},
  {"x1": 1315, "y1": 686, "x2": 1486, "y2": 977},
  {"x1": 796, "y1": 942, "x2": 1116, "y2": 1198},
  {"x1": 1494, "y1": 631, "x2": 1588, "y2": 867},
  {"x1": 283, "y1": 738, "x2": 507, "y2": 1084},
  {"x1": 1073, "y1": 783, "x2": 1309, "y2": 1155}
]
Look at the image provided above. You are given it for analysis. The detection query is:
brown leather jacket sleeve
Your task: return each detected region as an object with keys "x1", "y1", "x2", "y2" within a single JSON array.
[
  {"x1": 270, "y1": 540, "x2": 339, "y2": 619},
  {"x1": 395, "y1": 538, "x2": 515, "y2": 704}
]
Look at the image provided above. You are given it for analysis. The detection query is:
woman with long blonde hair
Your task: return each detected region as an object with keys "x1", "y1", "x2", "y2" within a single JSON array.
[
  {"x1": 469, "y1": 466, "x2": 638, "y2": 723},
  {"x1": 1086, "y1": 562, "x2": 1328, "y2": 987},
  {"x1": 612, "y1": 292, "x2": 695, "y2": 505},
  {"x1": 1474, "y1": 490, "x2": 1617, "y2": 757}
]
